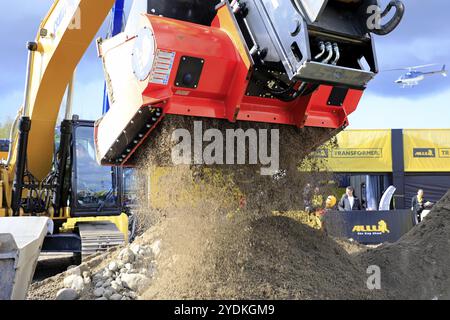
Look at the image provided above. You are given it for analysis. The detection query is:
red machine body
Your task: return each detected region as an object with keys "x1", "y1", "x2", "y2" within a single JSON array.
[
  {"x1": 144, "y1": 14, "x2": 362, "y2": 128},
  {"x1": 95, "y1": 4, "x2": 364, "y2": 166}
]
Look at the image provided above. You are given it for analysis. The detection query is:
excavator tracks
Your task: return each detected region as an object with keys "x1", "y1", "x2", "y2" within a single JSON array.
[{"x1": 78, "y1": 222, "x2": 125, "y2": 259}]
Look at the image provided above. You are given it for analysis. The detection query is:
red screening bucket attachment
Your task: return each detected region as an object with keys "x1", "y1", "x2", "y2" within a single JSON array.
[{"x1": 95, "y1": 0, "x2": 402, "y2": 166}]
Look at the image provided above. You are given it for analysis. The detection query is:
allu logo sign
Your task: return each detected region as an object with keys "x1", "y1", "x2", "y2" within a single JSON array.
[
  {"x1": 352, "y1": 220, "x2": 390, "y2": 234},
  {"x1": 413, "y1": 148, "x2": 436, "y2": 158}
]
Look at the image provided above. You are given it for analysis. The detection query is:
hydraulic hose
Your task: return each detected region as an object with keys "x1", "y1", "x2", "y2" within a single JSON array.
[{"x1": 6, "y1": 108, "x2": 22, "y2": 166}]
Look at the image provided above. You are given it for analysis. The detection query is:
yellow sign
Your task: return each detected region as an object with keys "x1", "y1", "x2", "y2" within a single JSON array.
[
  {"x1": 304, "y1": 130, "x2": 392, "y2": 172},
  {"x1": 404, "y1": 129, "x2": 450, "y2": 172},
  {"x1": 352, "y1": 220, "x2": 390, "y2": 234},
  {"x1": 331, "y1": 148, "x2": 383, "y2": 158},
  {"x1": 439, "y1": 148, "x2": 450, "y2": 158}
]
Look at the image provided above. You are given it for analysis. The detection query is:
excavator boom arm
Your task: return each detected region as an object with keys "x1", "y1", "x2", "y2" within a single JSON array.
[{"x1": 15, "y1": 0, "x2": 115, "y2": 181}]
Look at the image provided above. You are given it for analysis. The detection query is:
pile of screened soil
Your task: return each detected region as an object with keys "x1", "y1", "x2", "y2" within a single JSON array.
[
  {"x1": 141, "y1": 212, "x2": 385, "y2": 300},
  {"x1": 359, "y1": 190, "x2": 450, "y2": 300},
  {"x1": 140, "y1": 190, "x2": 450, "y2": 300},
  {"x1": 28, "y1": 193, "x2": 450, "y2": 300}
]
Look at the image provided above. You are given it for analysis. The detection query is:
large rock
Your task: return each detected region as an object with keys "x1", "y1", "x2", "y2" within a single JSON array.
[
  {"x1": 63, "y1": 274, "x2": 84, "y2": 291},
  {"x1": 103, "y1": 289, "x2": 114, "y2": 299},
  {"x1": 66, "y1": 264, "x2": 89, "y2": 277},
  {"x1": 103, "y1": 269, "x2": 113, "y2": 278},
  {"x1": 71, "y1": 275, "x2": 85, "y2": 293},
  {"x1": 63, "y1": 275, "x2": 77, "y2": 288},
  {"x1": 56, "y1": 288, "x2": 79, "y2": 300},
  {"x1": 118, "y1": 248, "x2": 136, "y2": 264},
  {"x1": 94, "y1": 287, "x2": 105, "y2": 297},
  {"x1": 92, "y1": 273, "x2": 104, "y2": 283},
  {"x1": 130, "y1": 244, "x2": 141, "y2": 255},
  {"x1": 121, "y1": 273, "x2": 150, "y2": 293},
  {"x1": 102, "y1": 279, "x2": 112, "y2": 288},
  {"x1": 108, "y1": 261, "x2": 119, "y2": 272},
  {"x1": 110, "y1": 293, "x2": 123, "y2": 301},
  {"x1": 111, "y1": 281, "x2": 123, "y2": 292}
]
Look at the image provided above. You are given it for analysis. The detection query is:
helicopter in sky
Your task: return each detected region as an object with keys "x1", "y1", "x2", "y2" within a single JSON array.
[{"x1": 387, "y1": 64, "x2": 447, "y2": 88}]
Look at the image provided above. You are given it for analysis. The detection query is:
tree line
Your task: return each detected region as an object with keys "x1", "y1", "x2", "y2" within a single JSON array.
[{"x1": 0, "y1": 118, "x2": 13, "y2": 139}]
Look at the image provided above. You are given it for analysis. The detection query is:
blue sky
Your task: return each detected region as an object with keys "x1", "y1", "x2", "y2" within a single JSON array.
[{"x1": 0, "y1": 0, "x2": 449, "y2": 129}]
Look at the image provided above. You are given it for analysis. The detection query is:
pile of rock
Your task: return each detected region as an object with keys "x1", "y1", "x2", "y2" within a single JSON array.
[{"x1": 56, "y1": 240, "x2": 161, "y2": 300}]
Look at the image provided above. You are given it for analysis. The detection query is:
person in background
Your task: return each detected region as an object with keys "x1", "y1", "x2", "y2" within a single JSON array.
[
  {"x1": 411, "y1": 189, "x2": 432, "y2": 223},
  {"x1": 311, "y1": 187, "x2": 324, "y2": 211},
  {"x1": 338, "y1": 186, "x2": 362, "y2": 211},
  {"x1": 325, "y1": 195, "x2": 337, "y2": 211},
  {"x1": 303, "y1": 183, "x2": 313, "y2": 213}
]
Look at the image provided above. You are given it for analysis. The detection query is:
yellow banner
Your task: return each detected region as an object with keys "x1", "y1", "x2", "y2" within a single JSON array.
[
  {"x1": 404, "y1": 129, "x2": 450, "y2": 172},
  {"x1": 303, "y1": 130, "x2": 392, "y2": 172}
]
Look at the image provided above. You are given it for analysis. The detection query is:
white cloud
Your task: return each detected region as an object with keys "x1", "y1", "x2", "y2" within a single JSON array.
[
  {"x1": 377, "y1": 37, "x2": 450, "y2": 70},
  {"x1": 348, "y1": 88, "x2": 450, "y2": 129}
]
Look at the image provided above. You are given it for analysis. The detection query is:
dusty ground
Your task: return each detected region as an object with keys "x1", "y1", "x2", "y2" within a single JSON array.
[
  {"x1": 28, "y1": 192, "x2": 450, "y2": 300},
  {"x1": 359, "y1": 190, "x2": 450, "y2": 300},
  {"x1": 27, "y1": 116, "x2": 450, "y2": 300},
  {"x1": 28, "y1": 247, "x2": 121, "y2": 300}
]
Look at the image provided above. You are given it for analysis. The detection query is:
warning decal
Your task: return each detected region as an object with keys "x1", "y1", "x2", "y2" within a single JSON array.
[{"x1": 149, "y1": 50, "x2": 176, "y2": 85}]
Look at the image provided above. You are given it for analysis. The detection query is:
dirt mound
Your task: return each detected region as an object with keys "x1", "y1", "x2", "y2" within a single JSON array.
[
  {"x1": 142, "y1": 213, "x2": 384, "y2": 300},
  {"x1": 360, "y1": 190, "x2": 450, "y2": 300},
  {"x1": 28, "y1": 191, "x2": 450, "y2": 300}
]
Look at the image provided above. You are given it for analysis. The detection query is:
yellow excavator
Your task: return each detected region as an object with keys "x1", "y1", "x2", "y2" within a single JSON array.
[{"x1": 0, "y1": 0, "x2": 404, "y2": 299}]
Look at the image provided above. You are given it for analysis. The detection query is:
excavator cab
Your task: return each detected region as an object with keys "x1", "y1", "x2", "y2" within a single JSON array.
[
  {"x1": 71, "y1": 121, "x2": 123, "y2": 217},
  {"x1": 41, "y1": 119, "x2": 128, "y2": 254}
]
